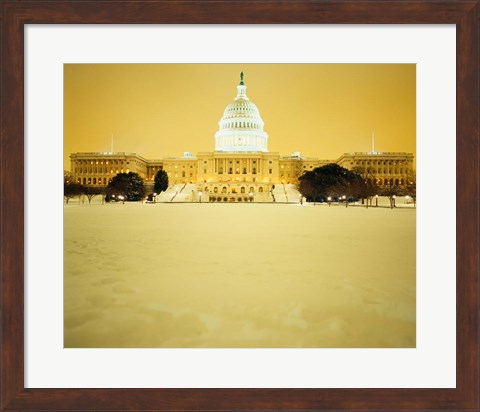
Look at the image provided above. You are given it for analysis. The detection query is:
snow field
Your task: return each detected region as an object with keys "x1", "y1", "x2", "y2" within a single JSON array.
[{"x1": 64, "y1": 202, "x2": 415, "y2": 348}]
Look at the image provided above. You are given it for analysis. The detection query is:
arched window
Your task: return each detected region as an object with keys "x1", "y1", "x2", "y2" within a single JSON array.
[
  {"x1": 214, "y1": 187, "x2": 218, "y2": 193},
  {"x1": 249, "y1": 187, "x2": 254, "y2": 193},
  {"x1": 259, "y1": 187, "x2": 264, "y2": 193},
  {"x1": 241, "y1": 187, "x2": 245, "y2": 193},
  {"x1": 222, "y1": 187, "x2": 227, "y2": 194}
]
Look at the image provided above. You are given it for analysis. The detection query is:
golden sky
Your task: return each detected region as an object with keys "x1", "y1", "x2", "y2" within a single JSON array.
[{"x1": 64, "y1": 64, "x2": 415, "y2": 170}]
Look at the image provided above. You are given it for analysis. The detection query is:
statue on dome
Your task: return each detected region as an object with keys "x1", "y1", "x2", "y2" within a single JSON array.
[{"x1": 240, "y1": 71, "x2": 244, "y2": 85}]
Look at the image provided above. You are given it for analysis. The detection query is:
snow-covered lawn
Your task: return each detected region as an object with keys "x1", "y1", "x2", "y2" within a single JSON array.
[{"x1": 64, "y1": 202, "x2": 415, "y2": 348}]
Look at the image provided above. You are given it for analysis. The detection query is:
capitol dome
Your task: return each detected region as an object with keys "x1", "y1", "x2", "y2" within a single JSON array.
[{"x1": 214, "y1": 73, "x2": 269, "y2": 152}]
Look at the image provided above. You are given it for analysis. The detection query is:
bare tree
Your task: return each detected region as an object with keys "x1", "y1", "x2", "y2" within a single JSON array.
[
  {"x1": 351, "y1": 165, "x2": 378, "y2": 207},
  {"x1": 405, "y1": 169, "x2": 416, "y2": 207},
  {"x1": 64, "y1": 182, "x2": 83, "y2": 204},
  {"x1": 380, "y1": 185, "x2": 407, "y2": 209},
  {"x1": 83, "y1": 186, "x2": 105, "y2": 204}
]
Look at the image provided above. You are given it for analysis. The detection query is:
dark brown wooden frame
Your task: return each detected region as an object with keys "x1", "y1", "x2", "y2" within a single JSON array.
[{"x1": 1, "y1": 1, "x2": 478, "y2": 411}]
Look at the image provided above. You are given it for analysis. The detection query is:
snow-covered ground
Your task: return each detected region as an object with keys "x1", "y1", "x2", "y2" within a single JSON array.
[{"x1": 64, "y1": 202, "x2": 416, "y2": 348}]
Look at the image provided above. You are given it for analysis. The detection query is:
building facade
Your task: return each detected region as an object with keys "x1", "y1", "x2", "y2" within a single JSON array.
[{"x1": 69, "y1": 74, "x2": 415, "y2": 201}]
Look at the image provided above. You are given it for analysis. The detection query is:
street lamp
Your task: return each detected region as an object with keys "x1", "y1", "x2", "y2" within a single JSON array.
[
  {"x1": 375, "y1": 194, "x2": 378, "y2": 207},
  {"x1": 327, "y1": 196, "x2": 331, "y2": 207},
  {"x1": 249, "y1": 192, "x2": 253, "y2": 203},
  {"x1": 199, "y1": 191, "x2": 203, "y2": 203},
  {"x1": 392, "y1": 194, "x2": 396, "y2": 208},
  {"x1": 153, "y1": 192, "x2": 157, "y2": 203},
  {"x1": 343, "y1": 195, "x2": 347, "y2": 208}
]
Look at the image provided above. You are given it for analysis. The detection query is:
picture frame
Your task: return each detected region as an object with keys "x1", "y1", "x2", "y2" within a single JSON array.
[{"x1": 1, "y1": 0, "x2": 478, "y2": 410}]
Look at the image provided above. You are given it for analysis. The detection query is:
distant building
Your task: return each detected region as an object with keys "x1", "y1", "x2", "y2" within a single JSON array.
[
  {"x1": 69, "y1": 73, "x2": 415, "y2": 202},
  {"x1": 336, "y1": 152, "x2": 415, "y2": 187}
]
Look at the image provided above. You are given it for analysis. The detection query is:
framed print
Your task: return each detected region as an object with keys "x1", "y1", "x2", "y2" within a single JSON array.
[{"x1": 1, "y1": 1, "x2": 478, "y2": 411}]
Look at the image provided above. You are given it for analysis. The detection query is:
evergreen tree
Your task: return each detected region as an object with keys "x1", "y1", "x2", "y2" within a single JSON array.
[
  {"x1": 107, "y1": 172, "x2": 145, "y2": 201},
  {"x1": 298, "y1": 163, "x2": 359, "y2": 203},
  {"x1": 154, "y1": 169, "x2": 169, "y2": 193}
]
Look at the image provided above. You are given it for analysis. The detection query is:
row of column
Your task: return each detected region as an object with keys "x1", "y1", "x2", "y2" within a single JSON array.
[{"x1": 214, "y1": 158, "x2": 262, "y2": 174}]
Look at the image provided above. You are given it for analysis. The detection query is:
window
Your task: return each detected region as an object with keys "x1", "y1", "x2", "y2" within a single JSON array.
[
  {"x1": 259, "y1": 187, "x2": 264, "y2": 193},
  {"x1": 252, "y1": 168, "x2": 256, "y2": 174}
]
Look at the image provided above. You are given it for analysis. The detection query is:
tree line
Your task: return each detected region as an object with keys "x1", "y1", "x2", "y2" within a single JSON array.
[
  {"x1": 298, "y1": 163, "x2": 416, "y2": 208},
  {"x1": 64, "y1": 170, "x2": 169, "y2": 204}
]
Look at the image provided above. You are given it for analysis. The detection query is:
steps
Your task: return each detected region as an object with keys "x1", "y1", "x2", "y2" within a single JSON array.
[{"x1": 271, "y1": 184, "x2": 301, "y2": 203}]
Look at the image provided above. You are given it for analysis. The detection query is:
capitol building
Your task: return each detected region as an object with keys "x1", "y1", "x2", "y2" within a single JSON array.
[{"x1": 69, "y1": 73, "x2": 414, "y2": 203}]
